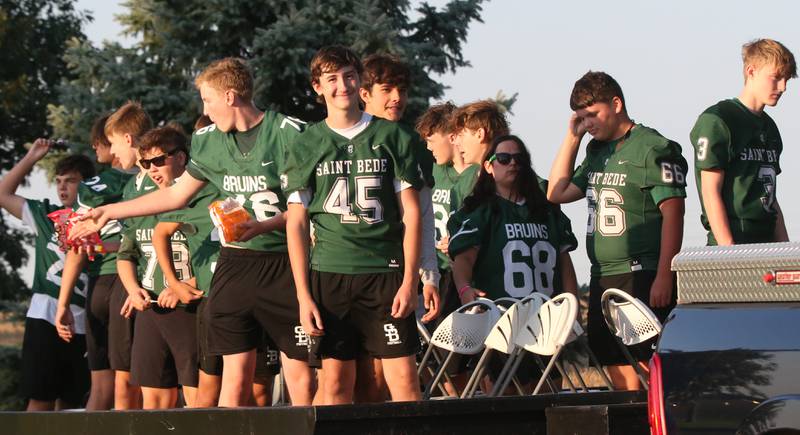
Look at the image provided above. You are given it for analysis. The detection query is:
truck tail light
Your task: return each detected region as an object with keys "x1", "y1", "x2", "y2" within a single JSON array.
[{"x1": 648, "y1": 353, "x2": 667, "y2": 435}]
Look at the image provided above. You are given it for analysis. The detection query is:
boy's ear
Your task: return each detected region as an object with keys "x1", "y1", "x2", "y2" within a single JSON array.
[
  {"x1": 124, "y1": 133, "x2": 133, "y2": 147},
  {"x1": 359, "y1": 87, "x2": 372, "y2": 104},
  {"x1": 476, "y1": 127, "x2": 486, "y2": 143},
  {"x1": 743, "y1": 63, "x2": 757, "y2": 83},
  {"x1": 312, "y1": 80, "x2": 323, "y2": 96},
  {"x1": 612, "y1": 96, "x2": 625, "y2": 115},
  {"x1": 224, "y1": 89, "x2": 236, "y2": 106},
  {"x1": 483, "y1": 159, "x2": 493, "y2": 175}
]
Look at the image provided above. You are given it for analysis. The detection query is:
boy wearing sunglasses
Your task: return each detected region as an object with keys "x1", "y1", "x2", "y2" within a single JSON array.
[
  {"x1": 547, "y1": 71, "x2": 687, "y2": 391},
  {"x1": 115, "y1": 126, "x2": 222, "y2": 408}
]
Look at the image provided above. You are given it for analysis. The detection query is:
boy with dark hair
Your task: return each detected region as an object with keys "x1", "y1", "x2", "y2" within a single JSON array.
[
  {"x1": 690, "y1": 38, "x2": 796, "y2": 245},
  {"x1": 547, "y1": 71, "x2": 687, "y2": 390},
  {"x1": 284, "y1": 46, "x2": 424, "y2": 405},
  {"x1": 71, "y1": 58, "x2": 314, "y2": 407},
  {"x1": 116, "y1": 125, "x2": 216, "y2": 409},
  {"x1": 0, "y1": 139, "x2": 95, "y2": 411},
  {"x1": 357, "y1": 52, "x2": 439, "y2": 403}
]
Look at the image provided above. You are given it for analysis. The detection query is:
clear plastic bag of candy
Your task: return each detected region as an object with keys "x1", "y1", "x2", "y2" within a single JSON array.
[{"x1": 208, "y1": 198, "x2": 252, "y2": 244}]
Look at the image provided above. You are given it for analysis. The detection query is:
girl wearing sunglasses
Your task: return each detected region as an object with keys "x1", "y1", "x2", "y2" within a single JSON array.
[{"x1": 448, "y1": 135, "x2": 579, "y2": 305}]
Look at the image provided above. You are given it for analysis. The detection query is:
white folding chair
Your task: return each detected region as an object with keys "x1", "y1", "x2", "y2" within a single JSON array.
[
  {"x1": 461, "y1": 297, "x2": 526, "y2": 398},
  {"x1": 496, "y1": 293, "x2": 579, "y2": 396},
  {"x1": 416, "y1": 317, "x2": 455, "y2": 397},
  {"x1": 420, "y1": 298, "x2": 501, "y2": 399},
  {"x1": 600, "y1": 288, "x2": 663, "y2": 390}
]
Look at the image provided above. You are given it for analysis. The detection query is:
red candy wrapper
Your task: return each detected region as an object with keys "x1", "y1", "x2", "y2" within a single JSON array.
[{"x1": 47, "y1": 208, "x2": 105, "y2": 260}]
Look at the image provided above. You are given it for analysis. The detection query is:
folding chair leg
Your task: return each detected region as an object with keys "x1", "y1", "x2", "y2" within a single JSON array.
[
  {"x1": 511, "y1": 376, "x2": 525, "y2": 396},
  {"x1": 492, "y1": 349, "x2": 525, "y2": 396},
  {"x1": 532, "y1": 347, "x2": 563, "y2": 395},
  {"x1": 489, "y1": 348, "x2": 521, "y2": 397},
  {"x1": 418, "y1": 344, "x2": 435, "y2": 377},
  {"x1": 423, "y1": 351, "x2": 454, "y2": 399},
  {"x1": 462, "y1": 348, "x2": 491, "y2": 398},
  {"x1": 533, "y1": 355, "x2": 559, "y2": 393},
  {"x1": 615, "y1": 338, "x2": 649, "y2": 390},
  {"x1": 554, "y1": 360, "x2": 576, "y2": 393},
  {"x1": 579, "y1": 337, "x2": 614, "y2": 391}
]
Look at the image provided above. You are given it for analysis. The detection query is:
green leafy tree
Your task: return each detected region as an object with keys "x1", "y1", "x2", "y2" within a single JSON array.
[
  {"x1": 0, "y1": 0, "x2": 88, "y2": 308},
  {"x1": 50, "y1": 0, "x2": 486, "y2": 151}
]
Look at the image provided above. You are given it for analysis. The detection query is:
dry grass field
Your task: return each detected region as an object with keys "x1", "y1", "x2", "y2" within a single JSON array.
[{"x1": 0, "y1": 313, "x2": 24, "y2": 348}]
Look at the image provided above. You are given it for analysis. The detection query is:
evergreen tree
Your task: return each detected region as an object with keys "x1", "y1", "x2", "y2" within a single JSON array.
[{"x1": 50, "y1": 0, "x2": 486, "y2": 153}]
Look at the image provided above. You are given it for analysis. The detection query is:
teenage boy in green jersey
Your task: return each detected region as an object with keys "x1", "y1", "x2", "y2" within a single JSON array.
[
  {"x1": 547, "y1": 71, "x2": 687, "y2": 390},
  {"x1": 690, "y1": 39, "x2": 796, "y2": 246},
  {"x1": 54, "y1": 111, "x2": 146, "y2": 410},
  {"x1": 451, "y1": 100, "x2": 510, "y2": 168},
  {"x1": 71, "y1": 58, "x2": 315, "y2": 407},
  {"x1": 356, "y1": 53, "x2": 440, "y2": 403},
  {"x1": 114, "y1": 126, "x2": 212, "y2": 409},
  {"x1": 284, "y1": 46, "x2": 424, "y2": 405},
  {"x1": 417, "y1": 102, "x2": 478, "y2": 322},
  {"x1": 0, "y1": 139, "x2": 95, "y2": 411}
]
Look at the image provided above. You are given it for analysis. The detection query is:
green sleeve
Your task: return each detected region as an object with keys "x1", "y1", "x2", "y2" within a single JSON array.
[
  {"x1": 282, "y1": 137, "x2": 317, "y2": 195},
  {"x1": 447, "y1": 208, "x2": 485, "y2": 259},
  {"x1": 644, "y1": 140, "x2": 688, "y2": 205},
  {"x1": 555, "y1": 208, "x2": 578, "y2": 253},
  {"x1": 571, "y1": 153, "x2": 592, "y2": 193},
  {"x1": 390, "y1": 134, "x2": 425, "y2": 191},
  {"x1": 116, "y1": 233, "x2": 140, "y2": 262},
  {"x1": 690, "y1": 113, "x2": 731, "y2": 170}
]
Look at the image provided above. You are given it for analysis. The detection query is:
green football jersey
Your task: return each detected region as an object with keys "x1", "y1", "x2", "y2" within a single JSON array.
[
  {"x1": 572, "y1": 124, "x2": 688, "y2": 276},
  {"x1": 690, "y1": 98, "x2": 782, "y2": 245},
  {"x1": 186, "y1": 111, "x2": 305, "y2": 252},
  {"x1": 283, "y1": 117, "x2": 426, "y2": 273},
  {"x1": 158, "y1": 181, "x2": 222, "y2": 294},
  {"x1": 447, "y1": 198, "x2": 577, "y2": 299},
  {"x1": 74, "y1": 168, "x2": 134, "y2": 276},
  {"x1": 431, "y1": 163, "x2": 478, "y2": 270},
  {"x1": 23, "y1": 199, "x2": 89, "y2": 309}
]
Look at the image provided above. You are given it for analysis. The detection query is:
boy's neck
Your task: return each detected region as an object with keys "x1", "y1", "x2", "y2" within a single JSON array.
[
  {"x1": 326, "y1": 105, "x2": 364, "y2": 129},
  {"x1": 452, "y1": 153, "x2": 469, "y2": 173},
  {"x1": 233, "y1": 104, "x2": 265, "y2": 132},
  {"x1": 737, "y1": 89, "x2": 766, "y2": 115}
]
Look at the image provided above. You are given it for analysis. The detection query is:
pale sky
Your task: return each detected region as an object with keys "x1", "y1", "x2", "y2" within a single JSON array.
[{"x1": 8, "y1": 0, "x2": 800, "y2": 287}]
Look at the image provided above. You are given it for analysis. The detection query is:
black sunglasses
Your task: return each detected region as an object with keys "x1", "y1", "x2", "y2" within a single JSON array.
[
  {"x1": 139, "y1": 149, "x2": 180, "y2": 169},
  {"x1": 489, "y1": 152, "x2": 527, "y2": 165}
]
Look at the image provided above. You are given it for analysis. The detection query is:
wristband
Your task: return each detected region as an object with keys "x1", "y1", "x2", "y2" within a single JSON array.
[{"x1": 458, "y1": 285, "x2": 472, "y2": 298}]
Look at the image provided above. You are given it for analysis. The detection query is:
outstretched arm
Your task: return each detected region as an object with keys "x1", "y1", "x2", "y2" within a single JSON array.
[{"x1": 70, "y1": 174, "x2": 206, "y2": 239}]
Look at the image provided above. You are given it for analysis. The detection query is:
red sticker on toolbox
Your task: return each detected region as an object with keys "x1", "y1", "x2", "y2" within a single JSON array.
[{"x1": 775, "y1": 271, "x2": 800, "y2": 285}]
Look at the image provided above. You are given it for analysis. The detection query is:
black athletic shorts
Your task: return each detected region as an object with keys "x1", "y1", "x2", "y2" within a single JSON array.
[
  {"x1": 130, "y1": 304, "x2": 199, "y2": 388},
  {"x1": 197, "y1": 297, "x2": 222, "y2": 376},
  {"x1": 85, "y1": 274, "x2": 135, "y2": 371},
  {"x1": 205, "y1": 248, "x2": 307, "y2": 360},
  {"x1": 310, "y1": 270, "x2": 419, "y2": 361},
  {"x1": 587, "y1": 270, "x2": 675, "y2": 365},
  {"x1": 198, "y1": 297, "x2": 281, "y2": 379},
  {"x1": 20, "y1": 317, "x2": 90, "y2": 405}
]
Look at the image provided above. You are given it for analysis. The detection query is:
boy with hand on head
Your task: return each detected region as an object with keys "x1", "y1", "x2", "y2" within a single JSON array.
[
  {"x1": 547, "y1": 71, "x2": 687, "y2": 391},
  {"x1": 70, "y1": 58, "x2": 315, "y2": 407},
  {"x1": 690, "y1": 38, "x2": 796, "y2": 246},
  {"x1": 0, "y1": 139, "x2": 95, "y2": 411},
  {"x1": 356, "y1": 53, "x2": 440, "y2": 403},
  {"x1": 284, "y1": 46, "x2": 424, "y2": 405}
]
